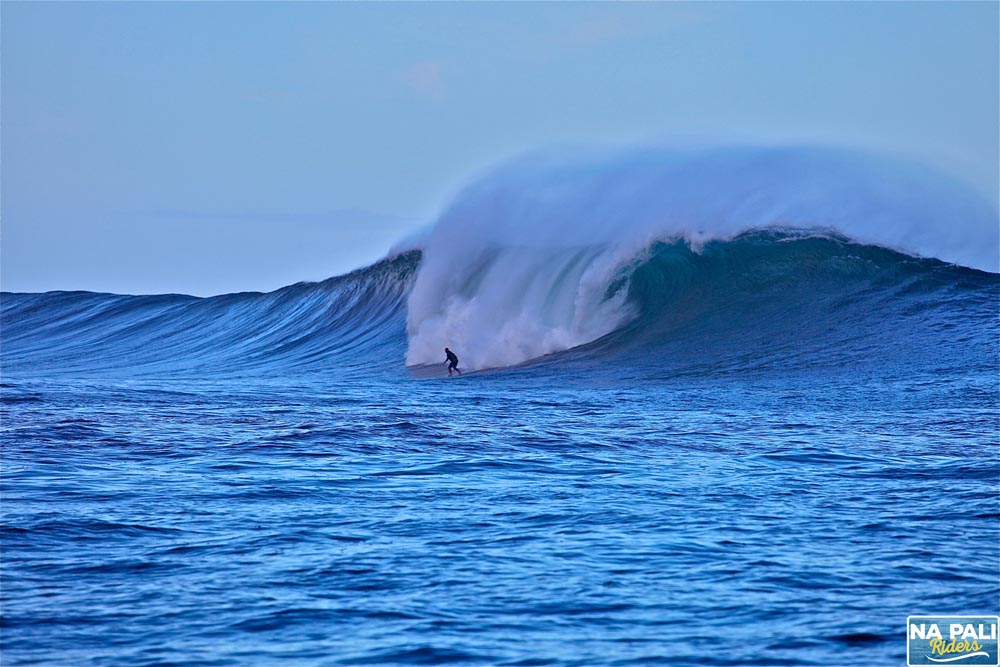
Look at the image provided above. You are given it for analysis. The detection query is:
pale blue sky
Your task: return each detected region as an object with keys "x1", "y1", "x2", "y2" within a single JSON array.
[{"x1": 3, "y1": 1, "x2": 997, "y2": 295}]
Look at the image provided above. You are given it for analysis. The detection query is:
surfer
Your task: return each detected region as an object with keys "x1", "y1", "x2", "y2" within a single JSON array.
[{"x1": 445, "y1": 348, "x2": 461, "y2": 376}]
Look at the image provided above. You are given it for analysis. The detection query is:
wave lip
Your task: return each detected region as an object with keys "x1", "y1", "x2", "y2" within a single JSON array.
[{"x1": 405, "y1": 145, "x2": 998, "y2": 370}]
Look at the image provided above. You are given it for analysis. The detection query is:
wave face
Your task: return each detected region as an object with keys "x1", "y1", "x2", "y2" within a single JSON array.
[
  {"x1": 1, "y1": 252, "x2": 418, "y2": 378},
  {"x1": 554, "y1": 230, "x2": 998, "y2": 377},
  {"x1": 405, "y1": 146, "x2": 998, "y2": 369}
]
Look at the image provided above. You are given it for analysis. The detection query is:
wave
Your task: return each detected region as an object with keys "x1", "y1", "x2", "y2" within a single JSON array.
[
  {"x1": 1, "y1": 252, "x2": 418, "y2": 378},
  {"x1": 405, "y1": 145, "x2": 998, "y2": 369},
  {"x1": 4, "y1": 234, "x2": 993, "y2": 380},
  {"x1": 555, "y1": 229, "x2": 997, "y2": 376},
  {"x1": 2, "y1": 146, "x2": 997, "y2": 379},
  {"x1": 404, "y1": 229, "x2": 997, "y2": 375}
]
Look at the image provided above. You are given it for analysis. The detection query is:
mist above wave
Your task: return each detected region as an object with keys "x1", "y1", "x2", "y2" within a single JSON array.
[{"x1": 404, "y1": 145, "x2": 998, "y2": 370}]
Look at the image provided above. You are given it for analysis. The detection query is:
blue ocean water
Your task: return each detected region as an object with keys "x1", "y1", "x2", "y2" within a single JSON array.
[{"x1": 2, "y1": 148, "x2": 999, "y2": 666}]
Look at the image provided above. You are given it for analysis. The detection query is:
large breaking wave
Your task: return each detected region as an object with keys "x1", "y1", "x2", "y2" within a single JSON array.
[
  {"x1": 2, "y1": 145, "x2": 997, "y2": 379},
  {"x1": 404, "y1": 145, "x2": 997, "y2": 370}
]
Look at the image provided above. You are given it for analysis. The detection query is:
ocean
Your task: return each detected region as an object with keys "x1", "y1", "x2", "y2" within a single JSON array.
[{"x1": 2, "y1": 147, "x2": 998, "y2": 666}]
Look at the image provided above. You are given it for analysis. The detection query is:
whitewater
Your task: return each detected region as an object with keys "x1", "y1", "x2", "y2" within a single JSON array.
[{"x1": 2, "y1": 145, "x2": 998, "y2": 666}]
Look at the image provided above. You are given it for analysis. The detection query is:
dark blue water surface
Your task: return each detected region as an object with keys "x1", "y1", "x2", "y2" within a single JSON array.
[{"x1": 2, "y1": 239, "x2": 998, "y2": 666}]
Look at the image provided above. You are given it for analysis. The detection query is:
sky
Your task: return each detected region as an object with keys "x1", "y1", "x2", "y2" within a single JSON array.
[{"x1": 3, "y1": 1, "x2": 997, "y2": 296}]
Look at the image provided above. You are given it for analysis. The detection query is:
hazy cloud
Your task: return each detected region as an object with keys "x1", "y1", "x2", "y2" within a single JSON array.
[
  {"x1": 563, "y1": 15, "x2": 633, "y2": 47},
  {"x1": 402, "y1": 62, "x2": 445, "y2": 101},
  {"x1": 557, "y1": 7, "x2": 710, "y2": 49}
]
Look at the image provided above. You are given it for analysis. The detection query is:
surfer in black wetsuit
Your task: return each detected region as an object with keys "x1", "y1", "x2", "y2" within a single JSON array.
[{"x1": 445, "y1": 348, "x2": 461, "y2": 376}]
